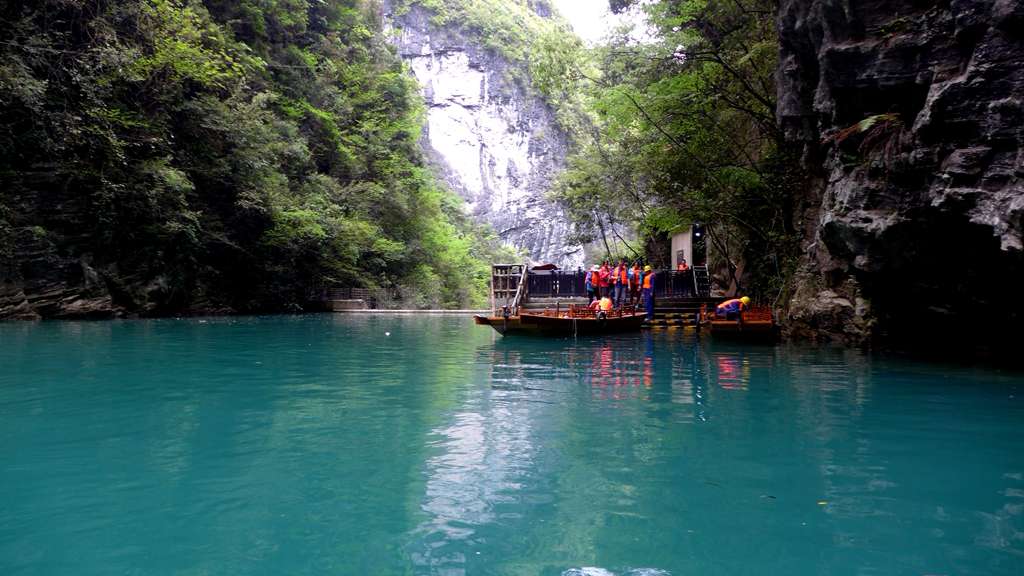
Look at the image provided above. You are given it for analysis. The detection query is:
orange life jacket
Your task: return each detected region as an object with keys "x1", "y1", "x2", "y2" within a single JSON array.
[
  {"x1": 642, "y1": 271, "x2": 654, "y2": 289},
  {"x1": 619, "y1": 267, "x2": 628, "y2": 284},
  {"x1": 599, "y1": 297, "x2": 613, "y2": 311}
]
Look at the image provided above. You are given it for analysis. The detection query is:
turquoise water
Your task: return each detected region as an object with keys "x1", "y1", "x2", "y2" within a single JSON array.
[{"x1": 1, "y1": 316, "x2": 1022, "y2": 576}]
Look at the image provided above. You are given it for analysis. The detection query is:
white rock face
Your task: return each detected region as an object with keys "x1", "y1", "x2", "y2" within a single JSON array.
[{"x1": 387, "y1": 5, "x2": 584, "y2": 269}]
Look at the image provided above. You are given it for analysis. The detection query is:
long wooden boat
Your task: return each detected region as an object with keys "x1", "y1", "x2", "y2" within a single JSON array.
[
  {"x1": 699, "y1": 304, "x2": 777, "y2": 340},
  {"x1": 475, "y1": 305, "x2": 647, "y2": 336}
]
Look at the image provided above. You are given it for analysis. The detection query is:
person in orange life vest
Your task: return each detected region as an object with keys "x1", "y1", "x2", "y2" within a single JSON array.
[
  {"x1": 642, "y1": 265, "x2": 656, "y2": 320},
  {"x1": 609, "y1": 260, "x2": 619, "y2": 303},
  {"x1": 589, "y1": 295, "x2": 613, "y2": 312},
  {"x1": 677, "y1": 258, "x2": 691, "y2": 296},
  {"x1": 629, "y1": 262, "x2": 642, "y2": 306},
  {"x1": 715, "y1": 296, "x2": 751, "y2": 320},
  {"x1": 597, "y1": 261, "x2": 610, "y2": 298},
  {"x1": 613, "y1": 259, "x2": 629, "y2": 308}
]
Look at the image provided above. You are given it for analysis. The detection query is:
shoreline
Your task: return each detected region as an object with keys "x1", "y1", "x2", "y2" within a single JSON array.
[
  {"x1": 3, "y1": 311, "x2": 1021, "y2": 369},
  {"x1": 0, "y1": 308, "x2": 491, "y2": 322},
  {"x1": 330, "y1": 309, "x2": 489, "y2": 315}
]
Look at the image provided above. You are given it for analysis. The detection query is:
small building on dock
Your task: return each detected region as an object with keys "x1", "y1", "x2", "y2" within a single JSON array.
[{"x1": 669, "y1": 223, "x2": 707, "y2": 270}]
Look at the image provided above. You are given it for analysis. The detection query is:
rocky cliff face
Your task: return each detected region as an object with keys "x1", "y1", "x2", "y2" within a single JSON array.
[
  {"x1": 777, "y1": 0, "x2": 1024, "y2": 352},
  {"x1": 384, "y1": 4, "x2": 583, "y2": 268}
]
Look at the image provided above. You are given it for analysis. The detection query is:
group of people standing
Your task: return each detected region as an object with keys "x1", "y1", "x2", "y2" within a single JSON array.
[{"x1": 584, "y1": 261, "x2": 657, "y2": 320}]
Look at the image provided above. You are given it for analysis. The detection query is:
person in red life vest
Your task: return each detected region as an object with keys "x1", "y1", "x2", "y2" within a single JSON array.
[
  {"x1": 641, "y1": 265, "x2": 656, "y2": 320},
  {"x1": 715, "y1": 296, "x2": 751, "y2": 320},
  {"x1": 630, "y1": 262, "x2": 642, "y2": 306},
  {"x1": 597, "y1": 261, "x2": 610, "y2": 298},
  {"x1": 676, "y1": 258, "x2": 689, "y2": 272}
]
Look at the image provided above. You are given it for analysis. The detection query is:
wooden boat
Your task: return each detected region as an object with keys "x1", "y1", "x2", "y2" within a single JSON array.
[
  {"x1": 699, "y1": 304, "x2": 777, "y2": 340},
  {"x1": 475, "y1": 304, "x2": 647, "y2": 337}
]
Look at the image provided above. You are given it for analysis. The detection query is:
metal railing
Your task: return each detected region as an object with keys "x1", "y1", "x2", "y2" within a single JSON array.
[
  {"x1": 526, "y1": 271, "x2": 588, "y2": 297},
  {"x1": 320, "y1": 287, "x2": 397, "y2": 309},
  {"x1": 526, "y1": 269, "x2": 709, "y2": 299}
]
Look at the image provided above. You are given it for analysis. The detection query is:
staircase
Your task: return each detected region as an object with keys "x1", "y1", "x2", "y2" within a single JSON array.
[
  {"x1": 692, "y1": 265, "x2": 711, "y2": 298},
  {"x1": 642, "y1": 297, "x2": 721, "y2": 328},
  {"x1": 490, "y1": 264, "x2": 527, "y2": 315}
]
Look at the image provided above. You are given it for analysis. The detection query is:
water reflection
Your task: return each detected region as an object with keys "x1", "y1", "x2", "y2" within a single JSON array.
[
  {"x1": 710, "y1": 352, "x2": 750, "y2": 390},
  {"x1": 2, "y1": 317, "x2": 1022, "y2": 576},
  {"x1": 586, "y1": 340, "x2": 653, "y2": 401},
  {"x1": 409, "y1": 344, "x2": 540, "y2": 574}
]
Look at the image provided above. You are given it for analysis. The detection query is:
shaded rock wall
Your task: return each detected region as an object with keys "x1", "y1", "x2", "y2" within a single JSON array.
[
  {"x1": 385, "y1": 4, "x2": 584, "y2": 268},
  {"x1": 778, "y1": 0, "x2": 1024, "y2": 352},
  {"x1": 1, "y1": 172, "x2": 128, "y2": 320},
  {"x1": 0, "y1": 171, "x2": 243, "y2": 320}
]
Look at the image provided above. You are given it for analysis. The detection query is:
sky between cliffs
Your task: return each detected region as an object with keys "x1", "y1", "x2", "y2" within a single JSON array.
[{"x1": 550, "y1": 0, "x2": 651, "y2": 44}]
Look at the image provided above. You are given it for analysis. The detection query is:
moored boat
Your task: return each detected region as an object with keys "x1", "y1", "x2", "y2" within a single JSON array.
[
  {"x1": 699, "y1": 303, "x2": 777, "y2": 340},
  {"x1": 475, "y1": 304, "x2": 647, "y2": 337}
]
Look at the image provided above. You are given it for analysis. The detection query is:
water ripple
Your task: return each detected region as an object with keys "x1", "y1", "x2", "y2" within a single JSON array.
[{"x1": 1, "y1": 316, "x2": 1022, "y2": 575}]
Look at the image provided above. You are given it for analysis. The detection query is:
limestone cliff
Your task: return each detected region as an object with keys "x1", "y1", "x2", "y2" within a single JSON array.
[
  {"x1": 777, "y1": 0, "x2": 1024, "y2": 352},
  {"x1": 384, "y1": 3, "x2": 584, "y2": 268}
]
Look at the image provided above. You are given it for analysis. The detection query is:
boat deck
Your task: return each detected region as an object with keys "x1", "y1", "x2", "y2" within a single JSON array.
[
  {"x1": 700, "y1": 304, "x2": 777, "y2": 340},
  {"x1": 475, "y1": 304, "x2": 647, "y2": 336}
]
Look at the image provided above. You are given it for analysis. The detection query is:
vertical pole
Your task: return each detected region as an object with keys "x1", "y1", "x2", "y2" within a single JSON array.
[{"x1": 490, "y1": 265, "x2": 496, "y2": 316}]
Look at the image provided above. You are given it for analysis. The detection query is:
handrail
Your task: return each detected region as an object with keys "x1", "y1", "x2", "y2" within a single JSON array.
[
  {"x1": 703, "y1": 303, "x2": 773, "y2": 323},
  {"x1": 525, "y1": 269, "x2": 715, "y2": 300},
  {"x1": 741, "y1": 305, "x2": 774, "y2": 322},
  {"x1": 530, "y1": 304, "x2": 638, "y2": 319}
]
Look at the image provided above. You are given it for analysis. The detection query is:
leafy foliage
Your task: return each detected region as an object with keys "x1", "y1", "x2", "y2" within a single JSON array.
[
  {"x1": 0, "y1": 0, "x2": 508, "y2": 312},
  {"x1": 543, "y1": 0, "x2": 803, "y2": 301},
  {"x1": 392, "y1": 0, "x2": 583, "y2": 105},
  {"x1": 824, "y1": 113, "x2": 905, "y2": 168}
]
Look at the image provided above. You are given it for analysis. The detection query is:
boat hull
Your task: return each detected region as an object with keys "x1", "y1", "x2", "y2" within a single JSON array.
[
  {"x1": 707, "y1": 319, "x2": 777, "y2": 341},
  {"x1": 475, "y1": 312, "x2": 647, "y2": 337}
]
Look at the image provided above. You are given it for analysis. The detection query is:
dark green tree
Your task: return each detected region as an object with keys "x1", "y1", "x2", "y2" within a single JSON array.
[{"x1": 0, "y1": 0, "x2": 514, "y2": 314}]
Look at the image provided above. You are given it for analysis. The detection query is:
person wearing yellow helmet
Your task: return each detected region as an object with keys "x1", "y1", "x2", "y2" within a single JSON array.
[
  {"x1": 641, "y1": 264, "x2": 656, "y2": 320},
  {"x1": 716, "y1": 296, "x2": 751, "y2": 320}
]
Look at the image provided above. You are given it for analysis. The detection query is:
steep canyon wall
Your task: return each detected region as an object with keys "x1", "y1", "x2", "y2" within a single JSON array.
[
  {"x1": 778, "y1": 0, "x2": 1024, "y2": 352},
  {"x1": 384, "y1": 4, "x2": 584, "y2": 268}
]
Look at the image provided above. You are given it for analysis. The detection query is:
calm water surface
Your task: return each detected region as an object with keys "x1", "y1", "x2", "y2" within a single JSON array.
[{"x1": 1, "y1": 315, "x2": 1022, "y2": 575}]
